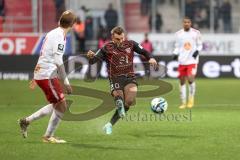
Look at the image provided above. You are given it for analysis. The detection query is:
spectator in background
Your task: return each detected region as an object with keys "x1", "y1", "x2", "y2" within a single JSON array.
[
  {"x1": 73, "y1": 17, "x2": 85, "y2": 53},
  {"x1": 104, "y1": 3, "x2": 118, "y2": 36},
  {"x1": 185, "y1": 0, "x2": 195, "y2": 22},
  {"x1": 213, "y1": 1, "x2": 220, "y2": 32},
  {"x1": 0, "y1": 16, "x2": 3, "y2": 32},
  {"x1": 155, "y1": 12, "x2": 163, "y2": 32},
  {"x1": 220, "y1": 0, "x2": 232, "y2": 33},
  {"x1": 149, "y1": 12, "x2": 163, "y2": 32},
  {"x1": 202, "y1": 1, "x2": 210, "y2": 28},
  {"x1": 170, "y1": 0, "x2": 175, "y2": 5},
  {"x1": 77, "y1": 6, "x2": 86, "y2": 23},
  {"x1": 98, "y1": 35, "x2": 109, "y2": 49},
  {"x1": 0, "y1": 0, "x2": 5, "y2": 32},
  {"x1": 140, "y1": 33, "x2": 153, "y2": 77},
  {"x1": 141, "y1": 0, "x2": 152, "y2": 16},
  {"x1": 54, "y1": 0, "x2": 66, "y2": 22},
  {"x1": 98, "y1": 25, "x2": 109, "y2": 49},
  {"x1": 0, "y1": 0, "x2": 5, "y2": 17},
  {"x1": 94, "y1": 24, "x2": 109, "y2": 77},
  {"x1": 85, "y1": 9, "x2": 93, "y2": 40},
  {"x1": 156, "y1": 0, "x2": 166, "y2": 5},
  {"x1": 195, "y1": 7, "x2": 209, "y2": 29},
  {"x1": 97, "y1": 22, "x2": 107, "y2": 38}
]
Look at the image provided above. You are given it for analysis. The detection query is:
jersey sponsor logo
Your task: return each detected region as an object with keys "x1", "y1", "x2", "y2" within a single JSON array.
[
  {"x1": 57, "y1": 44, "x2": 64, "y2": 52},
  {"x1": 184, "y1": 42, "x2": 192, "y2": 51}
]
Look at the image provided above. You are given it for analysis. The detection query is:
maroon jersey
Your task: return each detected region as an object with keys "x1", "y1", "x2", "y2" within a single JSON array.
[{"x1": 89, "y1": 40, "x2": 152, "y2": 78}]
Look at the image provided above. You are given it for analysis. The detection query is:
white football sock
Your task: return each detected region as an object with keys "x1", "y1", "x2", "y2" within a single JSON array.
[
  {"x1": 180, "y1": 84, "x2": 187, "y2": 104},
  {"x1": 189, "y1": 82, "x2": 196, "y2": 98},
  {"x1": 26, "y1": 104, "x2": 53, "y2": 123},
  {"x1": 44, "y1": 109, "x2": 63, "y2": 137}
]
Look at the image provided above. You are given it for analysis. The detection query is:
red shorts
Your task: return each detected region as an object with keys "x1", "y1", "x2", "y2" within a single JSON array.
[
  {"x1": 35, "y1": 78, "x2": 64, "y2": 104},
  {"x1": 178, "y1": 64, "x2": 197, "y2": 78}
]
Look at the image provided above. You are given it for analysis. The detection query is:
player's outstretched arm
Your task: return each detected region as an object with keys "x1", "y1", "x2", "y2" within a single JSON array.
[
  {"x1": 87, "y1": 49, "x2": 105, "y2": 64},
  {"x1": 132, "y1": 40, "x2": 158, "y2": 69},
  {"x1": 132, "y1": 41, "x2": 152, "y2": 59}
]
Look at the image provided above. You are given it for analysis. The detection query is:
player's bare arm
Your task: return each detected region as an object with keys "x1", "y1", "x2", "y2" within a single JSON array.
[
  {"x1": 29, "y1": 79, "x2": 37, "y2": 90},
  {"x1": 54, "y1": 49, "x2": 72, "y2": 95},
  {"x1": 87, "y1": 49, "x2": 105, "y2": 64}
]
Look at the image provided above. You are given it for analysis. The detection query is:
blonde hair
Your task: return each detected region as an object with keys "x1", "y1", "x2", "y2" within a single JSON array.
[{"x1": 59, "y1": 10, "x2": 77, "y2": 28}]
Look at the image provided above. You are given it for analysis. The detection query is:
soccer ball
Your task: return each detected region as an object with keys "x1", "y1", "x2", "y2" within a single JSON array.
[{"x1": 150, "y1": 97, "x2": 168, "y2": 114}]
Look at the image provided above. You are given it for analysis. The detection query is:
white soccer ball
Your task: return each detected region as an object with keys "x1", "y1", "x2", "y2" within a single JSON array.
[{"x1": 150, "y1": 97, "x2": 168, "y2": 114}]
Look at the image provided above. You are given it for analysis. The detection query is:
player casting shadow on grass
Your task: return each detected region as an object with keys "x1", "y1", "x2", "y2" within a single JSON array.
[
  {"x1": 87, "y1": 26, "x2": 158, "y2": 134},
  {"x1": 18, "y1": 10, "x2": 76, "y2": 143}
]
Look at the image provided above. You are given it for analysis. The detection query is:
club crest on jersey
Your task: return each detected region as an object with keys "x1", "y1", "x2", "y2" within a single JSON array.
[
  {"x1": 58, "y1": 44, "x2": 64, "y2": 52},
  {"x1": 125, "y1": 47, "x2": 131, "y2": 53}
]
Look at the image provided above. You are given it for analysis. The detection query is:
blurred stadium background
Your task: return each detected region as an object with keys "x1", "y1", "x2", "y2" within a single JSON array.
[{"x1": 0, "y1": 0, "x2": 240, "y2": 79}]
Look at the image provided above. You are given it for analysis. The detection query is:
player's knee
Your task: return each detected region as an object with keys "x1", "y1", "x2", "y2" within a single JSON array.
[
  {"x1": 188, "y1": 77, "x2": 195, "y2": 84},
  {"x1": 180, "y1": 81, "x2": 186, "y2": 85},
  {"x1": 54, "y1": 99, "x2": 67, "y2": 113},
  {"x1": 179, "y1": 78, "x2": 186, "y2": 85},
  {"x1": 188, "y1": 81, "x2": 194, "y2": 84},
  {"x1": 125, "y1": 99, "x2": 135, "y2": 107}
]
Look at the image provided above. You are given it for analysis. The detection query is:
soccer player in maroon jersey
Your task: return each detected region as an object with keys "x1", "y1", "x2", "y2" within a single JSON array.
[{"x1": 87, "y1": 26, "x2": 157, "y2": 134}]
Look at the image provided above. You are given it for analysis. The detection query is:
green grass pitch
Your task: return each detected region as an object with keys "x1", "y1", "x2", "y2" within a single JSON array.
[{"x1": 0, "y1": 79, "x2": 240, "y2": 160}]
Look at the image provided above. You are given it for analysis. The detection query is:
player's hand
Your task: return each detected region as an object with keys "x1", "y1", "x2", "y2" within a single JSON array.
[
  {"x1": 87, "y1": 50, "x2": 95, "y2": 59},
  {"x1": 65, "y1": 85, "x2": 72, "y2": 95},
  {"x1": 192, "y1": 50, "x2": 199, "y2": 59},
  {"x1": 149, "y1": 58, "x2": 158, "y2": 70},
  {"x1": 173, "y1": 55, "x2": 178, "y2": 61},
  {"x1": 29, "y1": 79, "x2": 37, "y2": 90}
]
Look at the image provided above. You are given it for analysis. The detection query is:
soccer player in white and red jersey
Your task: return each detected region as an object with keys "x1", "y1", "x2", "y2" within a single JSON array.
[
  {"x1": 173, "y1": 17, "x2": 203, "y2": 109},
  {"x1": 18, "y1": 10, "x2": 76, "y2": 143}
]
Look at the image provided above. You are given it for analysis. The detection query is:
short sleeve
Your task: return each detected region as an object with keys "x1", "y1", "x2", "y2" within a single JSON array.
[{"x1": 52, "y1": 36, "x2": 65, "y2": 55}]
